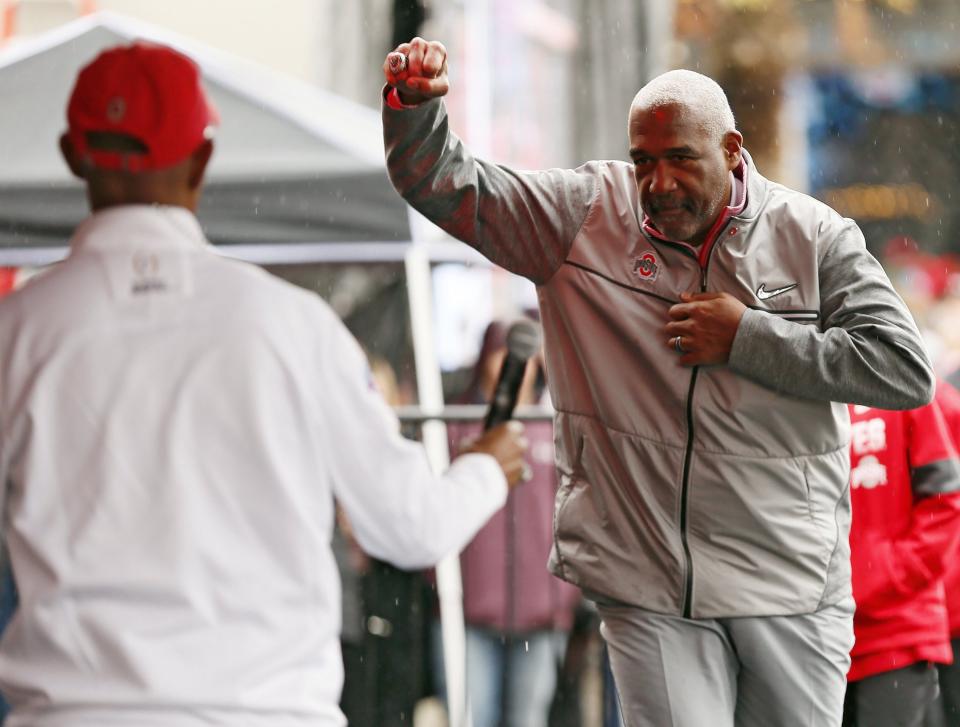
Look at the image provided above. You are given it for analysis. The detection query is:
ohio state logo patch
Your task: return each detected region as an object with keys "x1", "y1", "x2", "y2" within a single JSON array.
[{"x1": 632, "y1": 251, "x2": 660, "y2": 281}]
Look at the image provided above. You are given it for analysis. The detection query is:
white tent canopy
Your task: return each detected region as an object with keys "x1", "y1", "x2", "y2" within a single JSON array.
[{"x1": 0, "y1": 12, "x2": 411, "y2": 254}]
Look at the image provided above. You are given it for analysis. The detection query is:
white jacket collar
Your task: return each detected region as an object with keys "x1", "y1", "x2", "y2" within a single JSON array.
[{"x1": 69, "y1": 205, "x2": 208, "y2": 256}]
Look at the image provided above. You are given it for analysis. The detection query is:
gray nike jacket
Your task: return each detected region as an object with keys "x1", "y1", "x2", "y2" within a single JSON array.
[{"x1": 383, "y1": 96, "x2": 934, "y2": 618}]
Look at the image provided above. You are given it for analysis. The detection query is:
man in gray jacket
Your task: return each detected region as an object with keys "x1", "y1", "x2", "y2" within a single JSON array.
[{"x1": 381, "y1": 38, "x2": 935, "y2": 727}]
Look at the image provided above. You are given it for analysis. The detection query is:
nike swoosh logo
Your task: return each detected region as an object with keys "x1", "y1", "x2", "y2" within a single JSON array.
[{"x1": 756, "y1": 283, "x2": 798, "y2": 300}]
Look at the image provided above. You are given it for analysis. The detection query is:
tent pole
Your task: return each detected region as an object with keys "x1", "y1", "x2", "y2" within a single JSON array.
[
  {"x1": 643, "y1": 0, "x2": 676, "y2": 81},
  {"x1": 403, "y1": 243, "x2": 471, "y2": 727}
]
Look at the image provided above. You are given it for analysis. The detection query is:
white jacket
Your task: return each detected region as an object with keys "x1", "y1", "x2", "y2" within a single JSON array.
[{"x1": 0, "y1": 205, "x2": 506, "y2": 726}]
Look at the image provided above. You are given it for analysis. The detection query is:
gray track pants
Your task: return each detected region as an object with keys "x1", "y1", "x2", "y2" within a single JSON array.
[{"x1": 598, "y1": 597, "x2": 855, "y2": 727}]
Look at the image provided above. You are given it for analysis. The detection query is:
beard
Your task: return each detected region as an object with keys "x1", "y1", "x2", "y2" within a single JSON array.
[
  {"x1": 644, "y1": 184, "x2": 728, "y2": 245},
  {"x1": 646, "y1": 197, "x2": 702, "y2": 242}
]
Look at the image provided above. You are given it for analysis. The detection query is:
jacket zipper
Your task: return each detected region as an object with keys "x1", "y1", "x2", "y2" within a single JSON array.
[
  {"x1": 679, "y1": 368, "x2": 699, "y2": 618},
  {"x1": 672, "y1": 227, "x2": 733, "y2": 618},
  {"x1": 676, "y1": 264, "x2": 706, "y2": 618}
]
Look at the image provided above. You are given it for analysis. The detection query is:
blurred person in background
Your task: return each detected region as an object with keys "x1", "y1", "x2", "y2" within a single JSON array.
[
  {"x1": 0, "y1": 41, "x2": 529, "y2": 727},
  {"x1": 843, "y1": 386, "x2": 960, "y2": 727},
  {"x1": 880, "y1": 244, "x2": 960, "y2": 727},
  {"x1": 432, "y1": 320, "x2": 581, "y2": 727},
  {"x1": 881, "y1": 238, "x2": 960, "y2": 387},
  {"x1": 381, "y1": 38, "x2": 934, "y2": 727},
  {"x1": 931, "y1": 381, "x2": 960, "y2": 725}
]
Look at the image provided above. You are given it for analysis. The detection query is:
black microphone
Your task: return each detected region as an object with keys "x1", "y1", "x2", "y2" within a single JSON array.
[{"x1": 483, "y1": 319, "x2": 542, "y2": 430}]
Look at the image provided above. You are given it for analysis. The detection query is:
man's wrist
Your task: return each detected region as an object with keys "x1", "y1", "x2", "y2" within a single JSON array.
[
  {"x1": 386, "y1": 86, "x2": 422, "y2": 110},
  {"x1": 727, "y1": 307, "x2": 762, "y2": 372}
]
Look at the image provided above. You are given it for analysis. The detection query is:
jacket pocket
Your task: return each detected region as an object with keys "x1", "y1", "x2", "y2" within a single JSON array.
[
  {"x1": 552, "y1": 431, "x2": 587, "y2": 578},
  {"x1": 686, "y1": 452, "x2": 836, "y2": 614}
]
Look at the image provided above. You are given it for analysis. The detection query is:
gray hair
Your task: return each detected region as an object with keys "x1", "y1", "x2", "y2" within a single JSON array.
[{"x1": 630, "y1": 70, "x2": 737, "y2": 142}]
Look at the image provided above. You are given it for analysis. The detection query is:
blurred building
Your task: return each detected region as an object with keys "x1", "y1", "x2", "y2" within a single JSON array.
[
  {"x1": 418, "y1": 0, "x2": 674, "y2": 168},
  {"x1": 1, "y1": 0, "x2": 331, "y2": 81}
]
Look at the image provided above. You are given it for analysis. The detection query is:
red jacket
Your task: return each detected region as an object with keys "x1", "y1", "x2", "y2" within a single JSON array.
[
  {"x1": 847, "y1": 390, "x2": 960, "y2": 682},
  {"x1": 934, "y1": 380, "x2": 960, "y2": 638}
]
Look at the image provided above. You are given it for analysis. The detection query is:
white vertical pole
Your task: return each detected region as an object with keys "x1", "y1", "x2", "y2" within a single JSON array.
[
  {"x1": 643, "y1": 0, "x2": 676, "y2": 81},
  {"x1": 403, "y1": 240, "x2": 472, "y2": 727},
  {"x1": 416, "y1": 2, "x2": 496, "y2": 724}
]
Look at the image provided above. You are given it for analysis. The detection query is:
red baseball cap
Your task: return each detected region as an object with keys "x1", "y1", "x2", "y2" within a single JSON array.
[{"x1": 66, "y1": 41, "x2": 220, "y2": 172}]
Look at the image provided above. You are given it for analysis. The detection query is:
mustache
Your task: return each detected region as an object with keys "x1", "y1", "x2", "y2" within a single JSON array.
[{"x1": 648, "y1": 197, "x2": 692, "y2": 214}]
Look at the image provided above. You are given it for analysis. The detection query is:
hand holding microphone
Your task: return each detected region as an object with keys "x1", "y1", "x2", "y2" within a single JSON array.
[
  {"x1": 459, "y1": 320, "x2": 542, "y2": 489},
  {"x1": 462, "y1": 422, "x2": 529, "y2": 490},
  {"x1": 383, "y1": 36, "x2": 450, "y2": 105},
  {"x1": 483, "y1": 319, "x2": 541, "y2": 429}
]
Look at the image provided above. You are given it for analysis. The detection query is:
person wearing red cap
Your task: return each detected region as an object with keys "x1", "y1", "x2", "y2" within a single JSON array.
[
  {"x1": 843, "y1": 388, "x2": 960, "y2": 727},
  {"x1": 63, "y1": 40, "x2": 221, "y2": 175},
  {"x1": 0, "y1": 41, "x2": 529, "y2": 726}
]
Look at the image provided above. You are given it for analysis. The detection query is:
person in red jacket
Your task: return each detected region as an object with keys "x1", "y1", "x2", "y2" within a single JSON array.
[
  {"x1": 931, "y1": 380, "x2": 960, "y2": 725},
  {"x1": 844, "y1": 389, "x2": 960, "y2": 727}
]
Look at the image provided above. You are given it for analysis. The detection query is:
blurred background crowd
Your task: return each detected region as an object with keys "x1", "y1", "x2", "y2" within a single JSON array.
[{"x1": 2, "y1": 1, "x2": 960, "y2": 725}]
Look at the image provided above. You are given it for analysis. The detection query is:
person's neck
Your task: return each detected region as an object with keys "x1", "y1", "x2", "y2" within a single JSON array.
[
  {"x1": 687, "y1": 177, "x2": 735, "y2": 248},
  {"x1": 86, "y1": 176, "x2": 198, "y2": 213}
]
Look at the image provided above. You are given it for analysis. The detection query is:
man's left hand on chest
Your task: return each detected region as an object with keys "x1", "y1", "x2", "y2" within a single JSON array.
[{"x1": 664, "y1": 292, "x2": 747, "y2": 367}]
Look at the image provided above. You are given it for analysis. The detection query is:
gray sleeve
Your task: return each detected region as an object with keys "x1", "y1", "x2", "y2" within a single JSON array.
[
  {"x1": 728, "y1": 220, "x2": 934, "y2": 409},
  {"x1": 383, "y1": 93, "x2": 598, "y2": 284}
]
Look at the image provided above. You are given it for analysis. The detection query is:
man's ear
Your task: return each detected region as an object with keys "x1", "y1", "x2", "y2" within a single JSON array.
[
  {"x1": 187, "y1": 140, "x2": 214, "y2": 190},
  {"x1": 723, "y1": 130, "x2": 743, "y2": 170},
  {"x1": 59, "y1": 133, "x2": 86, "y2": 180}
]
